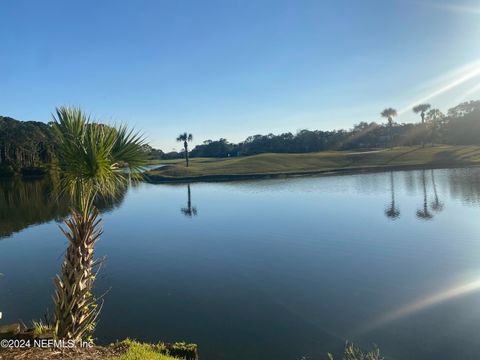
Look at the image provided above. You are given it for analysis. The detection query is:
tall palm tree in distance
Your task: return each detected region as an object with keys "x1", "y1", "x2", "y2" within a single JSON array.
[
  {"x1": 412, "y1": 103, "x2": 431, "y2": 124},
  {"x1": 52, "y1": 107, "x2": 147, "y2": 341},
  {"x1": 177, "y1": 132, "x2": 193, "y2": 167},
  {"x1": 381, "y1": 108, "x2": 397, "y2": 148},
  {"x1": 413, "y1": 104, "x2": 431, "y2": 147}
]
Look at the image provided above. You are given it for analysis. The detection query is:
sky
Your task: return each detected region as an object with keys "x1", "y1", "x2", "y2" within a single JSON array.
[{"x1": 1, "y1": 0, "x2": 480, "y2": 151}]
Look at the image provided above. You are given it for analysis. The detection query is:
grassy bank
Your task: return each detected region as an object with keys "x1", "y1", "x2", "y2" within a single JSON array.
[
  {"x1": 0, "y1": 339, "x2": 381, "y2": 360},
  {"x1": 145, "y1": 145, "x2": 480, "y2": 183},
  {"x1": 0, "y1": 340, "x2": 197, "y2": 360}
]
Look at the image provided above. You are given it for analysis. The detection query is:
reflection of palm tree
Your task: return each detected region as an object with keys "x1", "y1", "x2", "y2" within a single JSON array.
[
  {"x1": 416, "y1": 170, "x2": 433, "y2": 220},
  {"x1": 385, "y1": 171, "x2": 400, "y2": 220},
  {"x1": 430, "y1": 169, "x2": 444, "y2": 212},
  {"x1": 181, "y1": 184, "x2": 197, "y2": 217}
]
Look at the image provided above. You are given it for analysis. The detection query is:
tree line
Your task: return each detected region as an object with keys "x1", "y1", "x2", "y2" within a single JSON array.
[
  {"x1": 188, "y1": 99, "x2": 480, "y2": 158},
  {"x1": 1, "y1": 99, "x2": 479, "y2": 175},
  {"x1": 0, "y1": 116, "x2": 57, "y2": 176}
]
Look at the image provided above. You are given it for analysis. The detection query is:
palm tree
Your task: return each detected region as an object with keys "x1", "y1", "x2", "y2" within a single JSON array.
[
  {"x1": 412, "y1": 104, "x2": 431, "y2": 147},
  {"x1": 176, "y1": 132, "x2": 193, "y2": 167},
  {"x1": 51, "y1": 107, "x2": 147, "y2": 341},
  {"x1": 380, "y1": 108, "x2": 397, "y2": 148},
  {"x1": 412, "y1": 104, "x2": 431, "y2": 124}
]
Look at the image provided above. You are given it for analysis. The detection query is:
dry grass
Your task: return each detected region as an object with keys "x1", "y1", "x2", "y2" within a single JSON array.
[{"x1": 146, "y1": 145, "x2": 480, "y2": 181}]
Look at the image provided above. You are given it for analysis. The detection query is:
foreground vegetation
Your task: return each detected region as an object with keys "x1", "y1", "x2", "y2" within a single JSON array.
[
  {"x1": 0, "y1": 339, "x2": 379, "y2": 360},
  {"x1": 0, "y1": 339, "x2": 196, "y2": 360},
  {"x1": 146, "y1": 145, "x2": 480, "y2": 182}
]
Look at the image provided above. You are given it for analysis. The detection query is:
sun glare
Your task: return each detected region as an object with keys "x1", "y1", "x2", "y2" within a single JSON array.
[
  {"x1": 356, "y1": 276, "x2": 480, "y2": 335},
  {"x1": 399, "y1": 59, "x2": 480, "y2": 115}
]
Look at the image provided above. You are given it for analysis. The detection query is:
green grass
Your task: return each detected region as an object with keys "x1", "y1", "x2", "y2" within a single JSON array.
[
  {"x1": 146, "y1": 145, "x2": 480, "y2": 182},
  {"x1": 108, "y1": 340, "x2": 180, "y2": 360}
]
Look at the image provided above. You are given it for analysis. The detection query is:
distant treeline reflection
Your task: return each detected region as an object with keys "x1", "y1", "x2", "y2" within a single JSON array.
[
  {"x1": 0, "y1": 176, "x2": 128, "y2": 239},
  {"x1": 2, "y1": 168, "x2": 480, "y2": 239}
]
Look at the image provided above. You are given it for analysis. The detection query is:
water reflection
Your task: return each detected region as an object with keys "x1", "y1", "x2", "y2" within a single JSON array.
[
  {"x1": 0, "y1": 176, "x2": 69, "y2": 239},
  {"x1": 0, "y1": 176, "x2": 128, "y2": 239},
  {"x1": 3, "y1": 168, "x2": 480, "y2": 240},
  {"x1": 416, "y1": 170, "x2": 434, "y2": 220},
  {"x1": 430, "y1": 170, "x2": 444, "y2": 213},
  {"x1": 181, "y1": 184, "x2": 197, "y2": 217},
  {"x1": 382, "y1": 169, "x2": 449, "y2": 220},
  {"x1": 385, "y1": 172, "x2": 400, "y2": 220},
  {"x1": 3, "y1": 168, "x2": 480, "y2": 360}
]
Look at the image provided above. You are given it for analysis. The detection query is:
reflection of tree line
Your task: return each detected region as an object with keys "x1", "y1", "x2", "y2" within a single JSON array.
[
  {"x1": 3, "y1": 169, "x2": 479, "y2": 238},
  {"x1": 385, "y1": 170, "x2": 444, "y2": 221},
  {"x1": 1, "y1": 178, "x2": 198, "y2": 240},
  {"x1": 0, "y1": 176, "x2": 128, "y2": 239}
]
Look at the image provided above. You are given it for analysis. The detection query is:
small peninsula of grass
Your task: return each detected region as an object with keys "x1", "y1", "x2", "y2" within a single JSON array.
[{"x1": 145, "y1": 145, "x2": 480, "y2": 183}]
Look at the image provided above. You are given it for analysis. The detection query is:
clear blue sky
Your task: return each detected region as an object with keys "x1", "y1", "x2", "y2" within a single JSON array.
[{"x1": 1, "y1": 0, "x2": 479, "y2": 150}]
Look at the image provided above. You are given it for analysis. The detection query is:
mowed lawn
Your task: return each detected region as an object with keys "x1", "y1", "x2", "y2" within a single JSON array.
[{"x1": 146, "y1": 145, "x2": 480, "y2": 181}]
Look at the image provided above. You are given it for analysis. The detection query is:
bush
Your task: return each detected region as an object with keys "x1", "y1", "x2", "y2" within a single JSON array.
[{"x1": 328, "y1": 342, "x2": 383, "y2": 360}]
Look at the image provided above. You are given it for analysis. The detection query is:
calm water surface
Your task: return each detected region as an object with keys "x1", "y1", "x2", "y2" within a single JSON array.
[{"x1": 1, "y1": 168, "x2": 480, "y2": 359}]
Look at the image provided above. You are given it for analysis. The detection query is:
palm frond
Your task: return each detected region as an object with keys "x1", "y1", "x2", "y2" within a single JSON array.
[
  {"x1": 52, "y1": 106, "x2": 148, "y2": 212},
  {"x1": 413, "y1": 103, "x2": 431, "y2": 114},
  {"x1": 381, "y1": 108, "x2": 397, "y2": 118}
]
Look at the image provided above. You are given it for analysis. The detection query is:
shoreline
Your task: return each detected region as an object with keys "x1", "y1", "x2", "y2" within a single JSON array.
[{"x1": 144, "y1": 161, "x2": 478, "y2": 183}]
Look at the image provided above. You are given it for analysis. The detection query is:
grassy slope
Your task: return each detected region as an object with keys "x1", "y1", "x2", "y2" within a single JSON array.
[
  {"x1": 146, "y1": 145, "x2": 480, "y2": 182},
  {"x1": 108, "y1": 340, "x2": 180, "y2": 360}
]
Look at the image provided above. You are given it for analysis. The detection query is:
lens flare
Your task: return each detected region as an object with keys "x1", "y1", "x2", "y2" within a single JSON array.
[
  {"x1": 399, "y1": 60, "x2": 480, "y2": 115},
  {"x1": 426, "y1": 2, "x2": 480, "y2": 15},
  {"x1": 356, "y1": 277, "x2": 480, "y2": 335},
  {"x1": 458, "y1": 82, "x2": 480, "y2": 101}
]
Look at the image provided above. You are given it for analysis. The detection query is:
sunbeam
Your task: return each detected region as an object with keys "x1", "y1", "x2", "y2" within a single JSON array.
[
  {"x1": 425, "y1": 2, "x2": 480, "y2": 15},
  {"x1": 458, "y1": 82, "x2": 480, "y2": 101},
  {"x1": 399, "y1": 60, "x2": 480, "y2": 115},
  {"x1": 356, "y1": 277, "x2": 480, "y2": 335}
]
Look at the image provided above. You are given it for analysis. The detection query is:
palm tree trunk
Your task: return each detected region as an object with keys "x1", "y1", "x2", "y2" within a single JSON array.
[
  {"x1": 184, "y1": 141, "x2": 189, "y2": 167},
  {"x1": 421, "y1": 113, "x2": 426, "y2": 148},
  {"x1": 54, "y1": 207, "x2": 103, "y2": 341}
]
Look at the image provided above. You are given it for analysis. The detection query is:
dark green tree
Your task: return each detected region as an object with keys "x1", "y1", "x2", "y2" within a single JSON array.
[{"x1": 425, "y1": 108, "x2": 445, "y2": 145}]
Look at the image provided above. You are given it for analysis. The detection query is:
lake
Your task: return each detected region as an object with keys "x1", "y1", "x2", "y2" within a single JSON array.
[{"x1": 1, "y1": 168, "x2": 480, "y2": 359}]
